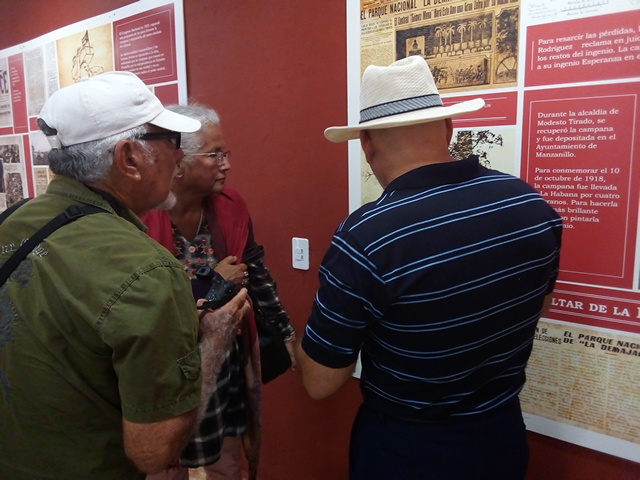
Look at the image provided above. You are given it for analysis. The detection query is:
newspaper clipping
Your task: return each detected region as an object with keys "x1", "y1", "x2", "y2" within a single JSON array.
[{"x1": 360, "y1": 0, "x2": 519, "y2": 91}]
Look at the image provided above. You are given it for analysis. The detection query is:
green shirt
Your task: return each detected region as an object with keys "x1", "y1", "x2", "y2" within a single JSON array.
[{"x1": 0, "y1": 176, "x2": 202, "y2": 479}]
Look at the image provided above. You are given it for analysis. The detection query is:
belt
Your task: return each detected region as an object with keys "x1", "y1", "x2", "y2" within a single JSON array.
[
  {"x1": 389, "y1": 413, "x2": 452, "y2": 424},
  {"x1": 363, "y1": 403, "x2": 452, "y2": 424},
  {"x1": 366, "y1": 397, "x2": 522, "y2": 425}
]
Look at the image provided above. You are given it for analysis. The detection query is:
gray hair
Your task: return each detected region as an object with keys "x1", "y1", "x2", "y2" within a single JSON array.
[
  {"x1": 166, "y1": 103, "x2": 220, "y2": 163},
  {"x1": 38, "y1": 119, "x2": 151, "y2": 183}
]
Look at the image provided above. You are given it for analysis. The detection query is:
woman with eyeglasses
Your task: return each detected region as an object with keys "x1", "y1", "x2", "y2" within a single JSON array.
[{"x1": 142, "y1": 103, "x2": 296, "y2": 480}]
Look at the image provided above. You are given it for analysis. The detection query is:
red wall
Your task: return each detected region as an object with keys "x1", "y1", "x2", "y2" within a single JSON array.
[{"x1": 1, "y1": 1, "x2": 639, "y2": 479}]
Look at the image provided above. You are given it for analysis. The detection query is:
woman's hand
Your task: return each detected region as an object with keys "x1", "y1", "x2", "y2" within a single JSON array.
[{"x1": 214, "y1": 256, "x2": 249, "y2": 287}]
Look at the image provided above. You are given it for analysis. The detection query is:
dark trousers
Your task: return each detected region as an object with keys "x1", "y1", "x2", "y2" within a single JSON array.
[{"x1": 349, "y1": 399, "x2": 529, "y2": 480}]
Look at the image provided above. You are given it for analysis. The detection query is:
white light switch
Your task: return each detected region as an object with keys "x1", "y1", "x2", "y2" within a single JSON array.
[{"x1": 292, "y1": 237, "x2": 309, "y2": 270}]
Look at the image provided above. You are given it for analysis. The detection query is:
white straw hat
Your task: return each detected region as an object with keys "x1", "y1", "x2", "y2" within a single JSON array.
[
  {"x1": 324, "y1": 56, "x2": 485, "y2": 143},
  {"x1": 39, "y1": 71, "x2": 201, "y2": 148}
]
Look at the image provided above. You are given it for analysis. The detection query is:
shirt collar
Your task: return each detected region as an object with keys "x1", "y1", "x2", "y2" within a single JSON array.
[{"x1": 385, "y1": 155, "x2": 483, "y2": 192}]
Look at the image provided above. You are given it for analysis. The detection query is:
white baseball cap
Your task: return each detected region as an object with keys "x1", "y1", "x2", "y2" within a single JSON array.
[{"x1": 38, "y1": 71, "x2": 201, "y2": 148}]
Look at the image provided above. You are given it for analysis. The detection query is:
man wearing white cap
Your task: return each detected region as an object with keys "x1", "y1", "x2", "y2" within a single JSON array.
[
  {"x1": 0, "y1": 72, "x2": 250, "y2": 479},
  {"x1": 297, "y1": 56, "x2": 563, "y2": 479}
]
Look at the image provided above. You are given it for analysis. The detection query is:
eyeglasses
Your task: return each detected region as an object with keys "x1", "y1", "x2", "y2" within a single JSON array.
[
  {"x1": 135, "y1": 131, "x2": 181, "y2": 150},
  {"x1": 186, "y1": 151, "x2": 231, "y2": 166}
]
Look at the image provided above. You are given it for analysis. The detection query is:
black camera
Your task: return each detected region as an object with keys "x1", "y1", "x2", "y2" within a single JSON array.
[{"x1": 195, "y1": 266, "x2": 236, "y2": 310}]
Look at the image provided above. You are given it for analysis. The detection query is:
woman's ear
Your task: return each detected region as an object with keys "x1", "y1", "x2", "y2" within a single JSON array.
[
  {"x1": 175, "y1": 162, "x2": 184, "y2": 179},
  {"x1": 112, "y1": 139, "x2": 144, "y2": 181}
]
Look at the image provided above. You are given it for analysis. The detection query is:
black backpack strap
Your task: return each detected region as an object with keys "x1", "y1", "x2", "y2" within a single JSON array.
[
  {"x1": 0, "y1": 204, "x2": 106, "y2": 286},
  {"x1": 0, "y1": 198, "x2": 32, "y2": 224}
]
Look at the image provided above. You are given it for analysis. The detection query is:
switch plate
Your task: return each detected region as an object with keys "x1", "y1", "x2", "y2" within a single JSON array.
[{"x1": 292, "y1": 237, "x2": 309, "y2": 270}]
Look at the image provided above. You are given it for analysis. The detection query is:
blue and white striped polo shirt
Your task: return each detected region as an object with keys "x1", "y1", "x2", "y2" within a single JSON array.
[{"x1": 302, "y1": 156, "x2": 562, "y2": 421}]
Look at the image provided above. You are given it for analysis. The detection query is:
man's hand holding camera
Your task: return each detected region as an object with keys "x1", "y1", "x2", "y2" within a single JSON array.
[
  {"x1": 197, "y1": 288, "x2": 250, "y2": 344},
  {"x1": 195, "y1": 288, "x2": 251, "y2": 422}
]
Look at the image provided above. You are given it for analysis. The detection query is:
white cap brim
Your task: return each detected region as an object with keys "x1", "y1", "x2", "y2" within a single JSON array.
[
  {"x1": 149, "y1": 108, "x2": 201, "y2": 133},
  {"x1": 324, "y1": 98, "x2": 485, "y2": 143}
]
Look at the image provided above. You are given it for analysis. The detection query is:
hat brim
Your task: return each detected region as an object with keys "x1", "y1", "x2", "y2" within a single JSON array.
[
  {"x1": 324, "y1": 98, "x2": 485, "y2": 143},
  {"x1": 149, "y1": 108, "x2": 202, "y2": 133}
]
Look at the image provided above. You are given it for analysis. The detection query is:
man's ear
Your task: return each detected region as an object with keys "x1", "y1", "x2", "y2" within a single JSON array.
[
  {"x1": 359, "y1": 129, "x2": 374, "y2": 165},
  {"x1": 444, "y1": 118, "x2": 454, "y2": 144},
  {"x1": 112, "y1": 139, "x2": 144, "y2": 181}
]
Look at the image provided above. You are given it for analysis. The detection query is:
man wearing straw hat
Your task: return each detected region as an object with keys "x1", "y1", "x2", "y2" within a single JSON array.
[{"x1": 297, "y1": 56, "x2": 562, "y2": 479}]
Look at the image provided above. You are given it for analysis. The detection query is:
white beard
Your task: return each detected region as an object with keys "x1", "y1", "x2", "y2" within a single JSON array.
[{"x1": 155, "y1": 191, "x2": 177, "y2": 211}]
